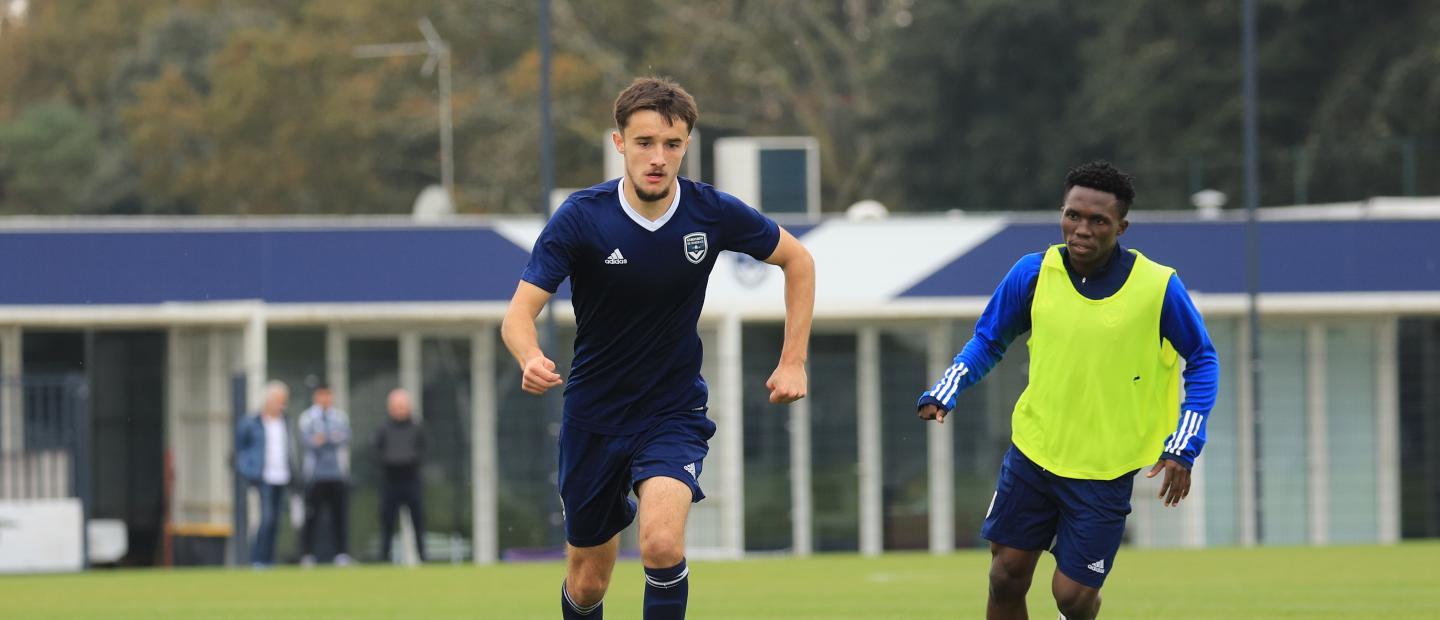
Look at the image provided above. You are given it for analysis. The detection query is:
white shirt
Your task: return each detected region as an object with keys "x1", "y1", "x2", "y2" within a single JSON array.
[{"x1": 261, "y1": 416, "x2": 290, "y2": 486}]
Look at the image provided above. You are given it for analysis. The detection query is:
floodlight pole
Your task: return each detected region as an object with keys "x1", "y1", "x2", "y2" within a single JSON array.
[
  {"x1": 354, "y1": 17, "x2": 454, "y2": 203},
  {"x1": 1242, "y1": 0, "x2": 1264, "y2": 545},
  {"x1": 539, "y1": 0, "x2": 554, "y2": 209},
  {"x1": 538, "y1": 0, "x2": 561, "y2": 415}
]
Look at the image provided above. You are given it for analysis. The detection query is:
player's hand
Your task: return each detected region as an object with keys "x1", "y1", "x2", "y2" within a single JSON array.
[
  {"x1": 1146, "y1": 458, "x2": 1191, "y2": 507},
  {"x1": 311, "y1": 432, "x2": 326, "y2": 446},
  {"x1": 522, "y1": 355, "x2": 564, "y2": 395},
  {"x1": 917, "y1": 403, "x2": 949, "y2": 424},
  {"x1": 765, "y1": 361, "x2": 807, "y2": 404}
]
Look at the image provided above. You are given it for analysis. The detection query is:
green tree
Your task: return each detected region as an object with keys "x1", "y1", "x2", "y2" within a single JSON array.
[
  {"x1": 124, "y1": 18, "x2": 392, "y2": 214},
  {"x1": 4, "y1": 1, "x2": 1440, "y2": 215},
  {"x1": 0, "y1": 102, "x2": 100, "y2": 213},
  {"x1": 874, "y1": 0, "x2": 1089, "y2": 210}
]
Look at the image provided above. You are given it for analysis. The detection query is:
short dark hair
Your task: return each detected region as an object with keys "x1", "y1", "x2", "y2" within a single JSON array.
[
  {"x1": 614, "y1": 76, "x2": 698, "y2": 134},
  {"x1": 1065, "y1": 161, "x2": 1135, "y2": 217}
]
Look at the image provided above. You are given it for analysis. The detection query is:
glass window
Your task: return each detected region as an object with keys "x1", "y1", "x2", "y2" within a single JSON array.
[
  {"x1": 810, "y1": 333, "x2": 859, "y2": 552},
  {"x1": 1201, "y1": 318, "x2": 1242, "y2": 546},
  {"x1": 1398, "y1": 318, "x2": 1440, "y2": 539},
  {"x1": 1326, "y1": 322, "x2": 1378, "y2": 543},
  {"x1": 345, "y1": 337, "x2": 399, "y2": 560},
  {"x1": 264, "y1": 327, "x2": 326, "y2": 557},
  {"x1": 267, "y1": 328, "x2": 326, "y2": 418},
  {"x1": 495, "y1": 324, "x2": 570, "y2": 558},
  {"x1": 950, "y1": 319, "x2": 1027, "y2": 548},
  {"x1": 1259, "y1": 323, "x2": 1308, "y2": 545},
  {"x1": 880, "y1": 329, "x2": 929, "y2": 551},
  {"x1": 421, "y1": 336, "x2": 474, "y2": 561},
  {"x1": 741, "y1": 323, "x2": 791, "y2": 552}
]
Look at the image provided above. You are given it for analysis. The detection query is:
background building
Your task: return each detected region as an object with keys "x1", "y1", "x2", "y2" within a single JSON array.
[{"x1": 3, "y1": 200, "x2": 1438, "y2": 567}]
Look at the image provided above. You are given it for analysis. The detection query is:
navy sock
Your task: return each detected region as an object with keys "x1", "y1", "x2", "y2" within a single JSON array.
[
  {"x1": 561, "y1": 580, "x2": 602, "y2": 619},
  {"x1": 643, "y1": 559, "x2": 689, "y2": 620}
]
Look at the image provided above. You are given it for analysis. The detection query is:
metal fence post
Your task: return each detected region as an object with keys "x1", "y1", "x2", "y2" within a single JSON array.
[
  {"x1": 69, "y1": 374, "x2": 92, "y2": 569},
  {"x1": 231, "y1": 374, "x2": 248, "y2": 566}
]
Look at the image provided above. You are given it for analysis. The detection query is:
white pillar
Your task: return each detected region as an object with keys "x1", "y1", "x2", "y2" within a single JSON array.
[
  {"x1": 244, "y1": 309, "x2": 268, "y2": 418},
  {"x1": 472, "y1": 328, "x2": 499, "y2": 564},
  {"x1": 1131, "y1": 481, "x2": 1155, "y2": 547},
  {"x1": 1176, "y1": 354, "x2": 1206, "y2": 548},
  {"x1": 1305, "y1": 322, "x2": 1328, "y2": 546},
  {"x1": 210, "y1": 330, "x2": 239, "y2": 524},
  {"x1": 926, "y1": 322, "x2": 954, "y2": 555},
  {"x1": 716, "y1": 313, "x2": 745, "y2": 557},
  {"x1": 857, "y1": 326, "x2": 882, "y2": 556},
  {"x1": 1, "y1": 326, "x2": 22, "y2": 455},
  {"x1": 400, "y1": 332, "x2": 423, "y2": 422},
  {"x1": 1236, "y1": 318, "x2": 1258, "y2": 547},
  {"x1": 396, "y1": 508, "x2": 419, "y2": 566},
  {"x1": 1187, "y1": 451, "x2": 1208, "y2": 548},
  {"x1": 326, "y1": 328, "x2": 348, "y2": 410},
  {"x1": 166, "y1": 326, "x2": 185, "y2": 512},
  {"x1": 1375, "y1": 317, "x2": 1400, "y2": 544},
  {"x1": 789, "y1": 395, "x2": 813, "y2": 557},
  {"x1": 241, "y1": 316, "x2": 267, "y2": 554}
]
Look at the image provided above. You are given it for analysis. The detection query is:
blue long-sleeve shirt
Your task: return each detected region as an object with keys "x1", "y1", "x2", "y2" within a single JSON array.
[{"x1": 918, "y1": 245, "x2": 1220, "y2": 468}]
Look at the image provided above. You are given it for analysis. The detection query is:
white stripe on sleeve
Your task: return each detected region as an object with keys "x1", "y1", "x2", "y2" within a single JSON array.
[
  {"x1": 928, "y1": 364, "x2": 962, "y2": 401},
  {"x1": 1167, "y1": 410, "x2": 1202, "y2": 455},
  {"x1": 938, "y1": 363, "x2": 970, "y2": 404}
]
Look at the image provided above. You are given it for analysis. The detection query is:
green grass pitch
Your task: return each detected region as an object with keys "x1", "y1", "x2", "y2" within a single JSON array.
[{"x1": 3, "y1": 543, "x2": 1437, "y2": 619}]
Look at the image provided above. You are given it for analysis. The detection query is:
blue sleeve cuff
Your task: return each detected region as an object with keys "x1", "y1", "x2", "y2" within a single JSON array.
[
  {"x1": 916, "y1": 394, "x2": 947, "y2": 411},
  {"x1": 1161, "y1": 452, "x2": 1193, "y2": 470}
]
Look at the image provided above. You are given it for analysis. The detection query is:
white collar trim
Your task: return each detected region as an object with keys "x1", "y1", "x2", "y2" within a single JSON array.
[{"x1": 617, "y1": 176, "x2": 681, "y2": 232}]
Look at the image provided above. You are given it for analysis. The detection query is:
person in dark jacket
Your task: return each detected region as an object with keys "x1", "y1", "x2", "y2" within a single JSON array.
[{"x1": 376, "y1": 387, "x2": 426, "y2": 562}]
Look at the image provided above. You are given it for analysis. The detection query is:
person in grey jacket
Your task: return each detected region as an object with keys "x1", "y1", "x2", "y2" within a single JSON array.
[
  {"x1": 297, "y1": 385, "x2": 352, "y2": 566},
  {"x1": 375, "y1": 387, "x2": 426, "y2": 563}
]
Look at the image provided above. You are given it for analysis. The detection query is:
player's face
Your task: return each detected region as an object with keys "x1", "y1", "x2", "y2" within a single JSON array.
[
  {"x1": 613, "y1": 109, "x2": 689, "y2": 205},
  {"x1": 1060, "y1": 186, "x2": 1128, "y2": 267}
]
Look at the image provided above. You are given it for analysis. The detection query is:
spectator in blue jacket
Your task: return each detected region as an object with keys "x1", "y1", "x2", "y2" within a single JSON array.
[{"x1": 235, "y1": 380, "x2": 294, "y2": 568}]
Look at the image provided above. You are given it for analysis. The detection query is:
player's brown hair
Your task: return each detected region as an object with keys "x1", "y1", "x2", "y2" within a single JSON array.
[{"x1": 613, "y1": 76, "x2": 698, "y2": 134}]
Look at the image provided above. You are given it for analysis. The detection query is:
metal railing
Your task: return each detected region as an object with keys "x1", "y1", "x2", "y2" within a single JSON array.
[{"x1": 0, "y1": 374, "x2": 91, "y2": 566}]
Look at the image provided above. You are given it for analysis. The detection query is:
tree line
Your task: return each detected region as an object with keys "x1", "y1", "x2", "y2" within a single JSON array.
[{"x1": 2, "y1": 0, "x2": 1437, "y2": 216}]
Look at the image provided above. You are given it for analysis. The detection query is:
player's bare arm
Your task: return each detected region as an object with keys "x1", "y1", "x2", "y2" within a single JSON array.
[
  {"x1": 501, "y1": 280, "x2": 564, "y2": 395},
  {"x1": 1145, "y1": 458, "x2": 1191, "y2": 507},
  {"x1": 762, "y1": 227, "x2": 815, "y2": 404}
]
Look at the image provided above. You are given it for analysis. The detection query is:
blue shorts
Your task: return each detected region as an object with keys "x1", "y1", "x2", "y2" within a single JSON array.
[
  {"x1": 981, "y1": 445, "x2": 1134, "y2": 589},
  {"x1": 557, "y1": 410, "x2": 716, "y2": 548}
]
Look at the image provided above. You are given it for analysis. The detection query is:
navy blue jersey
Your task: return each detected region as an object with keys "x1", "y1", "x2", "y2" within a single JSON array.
[{"x1": 521, "y1": 177, "x2": 781, "y2": 434}]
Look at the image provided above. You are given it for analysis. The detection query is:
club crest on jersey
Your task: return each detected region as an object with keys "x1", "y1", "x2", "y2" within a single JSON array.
[{"x1": 683, "y1": 232, "x2": 708, "y2": 264}]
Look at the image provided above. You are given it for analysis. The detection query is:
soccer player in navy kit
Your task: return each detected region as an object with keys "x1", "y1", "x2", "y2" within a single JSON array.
[{"x1": 502, "y1": 77, "x2": 815, "y2": 620}]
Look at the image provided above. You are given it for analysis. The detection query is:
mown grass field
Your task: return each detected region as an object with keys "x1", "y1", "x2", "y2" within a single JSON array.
[{"x1": 3, "y1": 542, "x2": 1438, "y2": 619}]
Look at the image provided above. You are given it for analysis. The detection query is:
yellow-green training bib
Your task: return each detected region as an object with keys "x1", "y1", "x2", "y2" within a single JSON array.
[{"x1": 1011, "y1": 245, "x2": 1180, "y2": 479}]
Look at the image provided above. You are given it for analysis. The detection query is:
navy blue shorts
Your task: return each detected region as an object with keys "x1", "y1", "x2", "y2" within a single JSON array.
[
  {"x1": 981, "y1": 445, "x2": 1134, "y2": 589},
  {"x1": 557, "y1": 410, "x2": 716, "y2": 548}
]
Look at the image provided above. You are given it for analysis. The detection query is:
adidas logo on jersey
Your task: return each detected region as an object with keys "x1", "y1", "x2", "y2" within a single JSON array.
[
  {"x1": 604, "y1": 249, "x2": 627, "y2": 265},
  {"x1": 1086, "y1": 559, "x2": 1106, "y2": 574}
]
